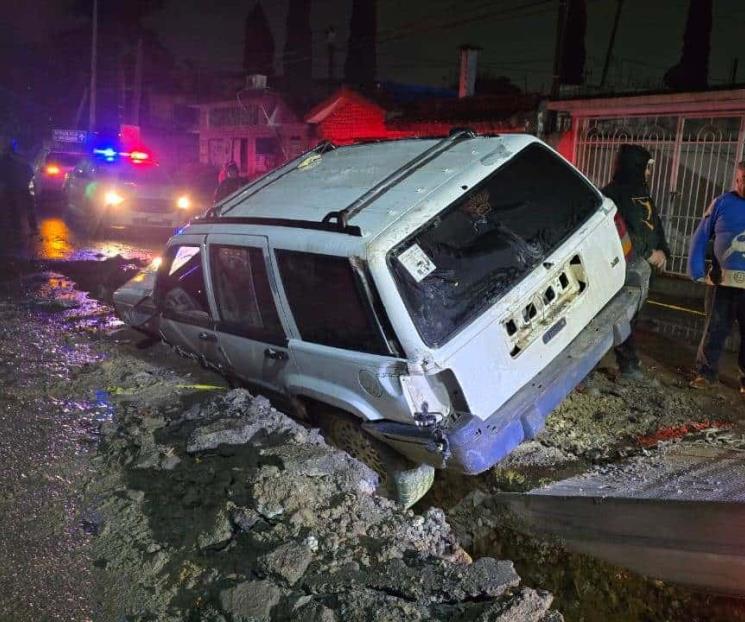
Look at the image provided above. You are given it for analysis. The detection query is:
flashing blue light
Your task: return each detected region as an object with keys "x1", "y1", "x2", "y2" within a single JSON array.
[{"x1": 93, "y1": 147, "x2": 118, "y2": 161}]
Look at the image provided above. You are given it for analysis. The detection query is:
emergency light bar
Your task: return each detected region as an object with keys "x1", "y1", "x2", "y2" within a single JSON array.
[{"x1": 92, "y1": 147, "x2": 153, "y2": 164}]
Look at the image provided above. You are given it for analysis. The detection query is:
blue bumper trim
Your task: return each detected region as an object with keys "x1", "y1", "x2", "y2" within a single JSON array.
[{"x1": 365, "y1": 286, "x2": 641, "y2": 474}]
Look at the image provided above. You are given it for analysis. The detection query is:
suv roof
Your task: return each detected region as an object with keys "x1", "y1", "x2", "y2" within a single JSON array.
[{"x1": 204, "y1": 133, "x2": 540, "y2": 241}]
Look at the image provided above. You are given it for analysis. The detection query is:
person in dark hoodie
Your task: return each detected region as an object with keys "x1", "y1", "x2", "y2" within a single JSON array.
[{"x1": 602, "y1": 144, "x2": 670, "y2": 379}]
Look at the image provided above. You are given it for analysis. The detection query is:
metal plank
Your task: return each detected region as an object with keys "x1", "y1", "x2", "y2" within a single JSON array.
[{"x1": 498, "y1": 445, "x2": 745, "y2": 594}]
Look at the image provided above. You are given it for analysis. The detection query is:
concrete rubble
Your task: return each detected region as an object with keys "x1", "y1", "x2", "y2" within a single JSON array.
[{"x1": 91, "y1": 386, "x2": 561, "y2": 621}]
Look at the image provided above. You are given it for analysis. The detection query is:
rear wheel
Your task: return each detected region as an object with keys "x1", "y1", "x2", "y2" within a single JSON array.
[{"x1": 319, "y1": 409, "x2": 435, "y2": 509}]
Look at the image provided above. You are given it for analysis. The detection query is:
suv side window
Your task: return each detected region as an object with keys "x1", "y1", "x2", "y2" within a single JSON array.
[
  {"x1": 210, "y1": 245, "x2": 285, "y2": 345},
  {"x1": 156, "y1": 245, "x2": 211, "y2": 326},
  {"x1": 276, "y1": 250, "x2": 388, "y2": 355}
]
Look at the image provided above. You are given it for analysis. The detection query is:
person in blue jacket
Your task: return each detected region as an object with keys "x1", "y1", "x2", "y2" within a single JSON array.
[{"x1": 688, "y1": 161, "x2": 745, "y2": 392}]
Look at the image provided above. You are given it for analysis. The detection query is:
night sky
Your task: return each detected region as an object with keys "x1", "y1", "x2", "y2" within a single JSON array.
[{"x1": 5, "y1": 0, "x2": 745, "y2": 91}]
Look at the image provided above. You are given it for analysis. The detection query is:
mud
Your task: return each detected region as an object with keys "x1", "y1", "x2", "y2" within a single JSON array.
[
  {"x1": 426, "y1": 348, "x2": 745, "y2": 622},
  {"x1": 5, "y1": 246, "x2": 745, "y2": 621},
  {"x1": 0, "y1": 254, "x2": 560, "y2": 621}
]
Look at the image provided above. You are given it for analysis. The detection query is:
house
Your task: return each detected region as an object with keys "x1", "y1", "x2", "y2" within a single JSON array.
[{"x1": 193, "y1": 76, "x2": 313, "y2": 178}]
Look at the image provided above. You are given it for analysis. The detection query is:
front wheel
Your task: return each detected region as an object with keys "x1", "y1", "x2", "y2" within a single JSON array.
[{"x1": 318, "y1": 410, "x2": 435, "y2": 509}]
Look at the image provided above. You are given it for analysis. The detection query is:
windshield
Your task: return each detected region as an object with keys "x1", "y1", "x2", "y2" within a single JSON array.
[
  {"x1": 46, "y1": 152, "x2": 82, "y2": 166},
  {"x1": 116, "y1": 164, "x2": 173, "y2": 185},
  {"x1": 96, "y1": 161, "x2": 173, "y2": 185},
  {"x1": 388, "y1": 143, "x2": 602, "y2": 347}
]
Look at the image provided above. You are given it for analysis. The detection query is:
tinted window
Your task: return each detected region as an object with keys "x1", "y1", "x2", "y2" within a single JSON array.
[
  {"x1": 276, "y1": 251, "x2": 388, "y2": 355},
  {"x1": 210, "y1": 245, "x2": 285, "y2": 345},
  {"x1": 156, "y1": 245, "x2": 210, "y2": 325},
  {"x1": 389, "y1": 143, "x2": 601, "y2": 347},
  {"x1": 46, "y1": 152, "x2": 83, "y2": 166}
]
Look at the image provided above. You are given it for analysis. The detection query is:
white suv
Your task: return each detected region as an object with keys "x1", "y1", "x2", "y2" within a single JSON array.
[{"x1": 114, "y1": 132, "x2": 646, "y2": 506}]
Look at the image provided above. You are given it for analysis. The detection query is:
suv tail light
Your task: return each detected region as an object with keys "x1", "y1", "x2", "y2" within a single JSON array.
[{"x1": 614, "y1": 212, "x2": 633, "y2": 259}]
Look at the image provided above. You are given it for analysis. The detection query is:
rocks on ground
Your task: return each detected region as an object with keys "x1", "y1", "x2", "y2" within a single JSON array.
[{"x1": 92, "y1": 388, "x2": 561, "y2": 621}]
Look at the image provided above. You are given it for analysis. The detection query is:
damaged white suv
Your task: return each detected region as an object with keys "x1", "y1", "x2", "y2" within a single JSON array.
[{"x1": 114, "y1": 132, "x2": 646, "y2": 506}]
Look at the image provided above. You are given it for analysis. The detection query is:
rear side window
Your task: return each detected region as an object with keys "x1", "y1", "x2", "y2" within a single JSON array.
[
  {"x1": 156, "y1": 245, "x2": 210, "y2": 326},
  {"x1": 276, "y1": 250, "x2": 388, "y2": 355},
  {"x1": 209, "y1": 245, "x2": 285, "y2": 345},
  {"x1": 389, "y1": 143, "x2": 601, "y2": 347}
]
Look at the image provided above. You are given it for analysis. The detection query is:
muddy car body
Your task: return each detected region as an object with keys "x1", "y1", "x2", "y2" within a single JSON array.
[{"x1": 114, "y1": 133, "x2": 647, "y2": 502}]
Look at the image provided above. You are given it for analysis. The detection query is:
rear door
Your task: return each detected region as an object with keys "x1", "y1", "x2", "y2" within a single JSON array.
[
  {"x1": 275, "y1": 250, "x2": 413, "y2": 423},
  {"x1": 156, "y1": 235, "x2": 225, "y2": 372},
  {"x1": 205, "y1": 234, "x2": 293, "y2": 395}
]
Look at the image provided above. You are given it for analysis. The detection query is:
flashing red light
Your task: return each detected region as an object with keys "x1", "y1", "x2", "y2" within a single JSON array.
[
  {"x1": 129, "y1": 150, "x2": 150, "y2": 162},
  {"x1": 45, "y1": 164, "x2": 61, "y2": 176}
]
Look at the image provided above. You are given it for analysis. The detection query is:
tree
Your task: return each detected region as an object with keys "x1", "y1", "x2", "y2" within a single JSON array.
[
  {"x1": 283, "y1": 0, "x2": 312, "y2": 89},
  {"x1": 244, "y1": 3, "x2": 275, "y2": 77},
  {"x1": 344, "y1": 0, "x2": 377, "y2": 86},
  {"x1": 664, "y1": 0, "x2": 712, "y2": 90},
  {"x1": 560, "y1": 0, "x2": 586, "y2": 85}
]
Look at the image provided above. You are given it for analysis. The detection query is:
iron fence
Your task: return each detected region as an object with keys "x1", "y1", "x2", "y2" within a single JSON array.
[{"x1": 575, "y1": 115, "x2": 745, "y2": 275}]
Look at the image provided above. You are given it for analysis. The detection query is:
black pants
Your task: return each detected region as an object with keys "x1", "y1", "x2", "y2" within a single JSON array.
[
  {"x1": 696, "y1": 285, "x2": 745, "y2": 387},
  {"x1": 615, "y1": 317, "x2": 640, "y2": 373}
]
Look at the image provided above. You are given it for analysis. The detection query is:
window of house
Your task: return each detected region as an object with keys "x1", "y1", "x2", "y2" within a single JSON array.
[
  {"x1": 209, "y1": 245, "x2": 285, "y2": 345},
  {"x1": 156, "y1": 245, "x2": 210, "y2": 326},
  {"x1": 276, "y1": 250, "x2": 389, "y2": 355}
]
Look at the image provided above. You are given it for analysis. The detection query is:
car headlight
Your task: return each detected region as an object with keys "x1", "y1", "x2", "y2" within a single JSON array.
[
  {"x1": 177, "y1": 195, "x2": 191, "y2": 210},
  {"x1": 104, "y1": 190, "x2": 125, "y2": 206}
]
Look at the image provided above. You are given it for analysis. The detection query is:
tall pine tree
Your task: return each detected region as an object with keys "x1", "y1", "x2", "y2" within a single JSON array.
[
  {"x1": 283, "y1": 0, "x2": 312, "y2": 90},
  {"x1": 344, "y1": 0, "x2": 376, "y2": 86},
  {"x1": 560, "y1": 0, "x2": 586, "y2": 85},
  {"x1": 244, "y1": 2, "x2": 275, "y2": 77},
  {"x1": 664, "y1": 0, "x2": 712, "y2": 90}
]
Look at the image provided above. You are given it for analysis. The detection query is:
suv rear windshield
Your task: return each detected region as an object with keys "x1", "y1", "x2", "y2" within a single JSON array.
[{"x1": 389, "y1": 143, "x2": 601, "y2": 347}]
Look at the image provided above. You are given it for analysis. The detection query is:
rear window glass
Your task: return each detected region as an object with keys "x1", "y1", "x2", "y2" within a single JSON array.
[
  {"x1": 389, "y1": 143, "x2": 601, "y2": 347},
  {"x1": 46, "y1": 152, "x2": 82, "y2": 166},
  {"x1": 276, "y1": 250, "x2": 388, "y2": 355}
]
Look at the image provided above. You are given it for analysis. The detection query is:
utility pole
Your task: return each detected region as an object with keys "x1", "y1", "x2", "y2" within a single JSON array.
[
  {"x1": 600, "y1": 0, "x2": 624, "y2": 88},
  {"x1": 132, "y1": 37, "x2": 144, "y2": 126},
  {"x1": 549, "y1": 0, "x2": 568, "y2": 134},
  {"x1": 88, "y1": 0, "x2": 98, "y2": 132}
]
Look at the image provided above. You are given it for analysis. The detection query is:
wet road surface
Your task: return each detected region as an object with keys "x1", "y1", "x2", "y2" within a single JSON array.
[{"x1": 0, "y1": 209, "x2": 167, "y2": 620}]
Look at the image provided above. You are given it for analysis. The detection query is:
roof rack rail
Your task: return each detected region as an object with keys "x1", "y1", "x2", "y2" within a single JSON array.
[
  {"x1": 321, "y1": 129, "x2": 477, "y2": 229},
  {"x1": 191, "y1": 216, "x2": 362, "y2": 237},
  {"x1": 211, "y1": 140, "x2": 336, "y2": 219}
]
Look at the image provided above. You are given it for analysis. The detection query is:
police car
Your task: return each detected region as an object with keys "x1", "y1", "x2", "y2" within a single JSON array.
[{"x1": 64, "y1": 146, "x2": 197, "y2": 232}]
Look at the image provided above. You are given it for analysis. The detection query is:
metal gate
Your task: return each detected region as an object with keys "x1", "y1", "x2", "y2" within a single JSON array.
[{"x1": 575, "y1": 115, "x2": 745, "y2": 275}]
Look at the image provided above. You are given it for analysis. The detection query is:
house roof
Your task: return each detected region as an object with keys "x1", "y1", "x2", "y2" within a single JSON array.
[
  {"x1": 547, "y1": 86, "x2": 745, "y2": 117},
  {"x1": 304, "y1": 87, "x2": 385, "y2": 124}
]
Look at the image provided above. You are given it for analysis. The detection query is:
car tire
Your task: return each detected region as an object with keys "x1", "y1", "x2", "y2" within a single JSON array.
[{"x1": 319, "y1": 410, "x2": 435, "y2": 509}]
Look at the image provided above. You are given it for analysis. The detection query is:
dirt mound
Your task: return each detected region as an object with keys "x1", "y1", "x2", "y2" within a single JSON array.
[{"x1": 91, "y1": 388, "x2": 560, "y2": 621}]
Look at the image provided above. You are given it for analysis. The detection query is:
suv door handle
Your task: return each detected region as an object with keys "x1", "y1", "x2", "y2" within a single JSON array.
[
  {"x1": 264, "y1": 347, "x2": 288, "y2": 361},
  {"x1": 198, "y1": 331, "x2": 217, "y2": 342}
]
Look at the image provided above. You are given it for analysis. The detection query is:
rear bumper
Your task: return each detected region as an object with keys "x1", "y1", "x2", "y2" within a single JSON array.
[{"x1": 364, "y1": 284, "x2": 643, "y2": 474}]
